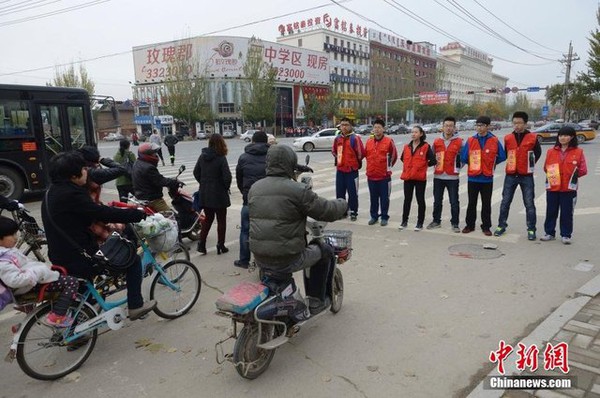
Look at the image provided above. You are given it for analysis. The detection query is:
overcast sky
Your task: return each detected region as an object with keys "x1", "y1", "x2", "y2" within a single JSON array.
[{"x1": 1, "y1": 0, "x2": 597, "y2": 101}]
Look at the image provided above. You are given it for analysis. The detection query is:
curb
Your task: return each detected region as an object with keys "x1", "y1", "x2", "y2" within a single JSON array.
[{"x1": 467, "y1": 273, "x2": 600, "y2": 398}]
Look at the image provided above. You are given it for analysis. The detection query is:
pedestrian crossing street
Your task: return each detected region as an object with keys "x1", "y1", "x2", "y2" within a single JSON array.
[{"x1": 102, "y1": 150, "x2": 599, "y2": 242}]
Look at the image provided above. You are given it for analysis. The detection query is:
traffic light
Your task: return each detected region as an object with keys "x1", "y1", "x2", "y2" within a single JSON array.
[
  {"x1": 486, "y1": 89, "x2": 497, "y2": 93},
  {"x1": 466, "y1": 91, "x2": 475, "y2": 94}
]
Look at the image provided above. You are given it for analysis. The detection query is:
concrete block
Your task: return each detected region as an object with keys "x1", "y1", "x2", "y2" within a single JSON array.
[
  {"x1": 572, "y1": 334, "x2": 594, "y2": 349},
  {"x1": 577, "y1": 275, "x2": 600, "y2": 297},
  {"x1": 591, "y1": 384, "x2": 600, "y2": 394},
  {"x1": 574, "y1": 313, "x2": 594, "y2": 323}
]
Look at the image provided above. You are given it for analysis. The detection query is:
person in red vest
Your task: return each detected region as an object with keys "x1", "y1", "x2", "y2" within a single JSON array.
[
  {"x1": 427, "y1": 116, "x2": 463, "y2": 233},
  {"x1": 332, "y1": 117, "x2": 364, "y2": 221},
  {"x1": 364, "y1": 119, "x2": 398, "y2": 226},
  {"x1": 460, "y1": 116, "x2": 507, "y2": 235},
  {"x1": 540, "y1": 125, "x2": 587, "y2": 244},
  {"x1": 494, "y1": 111, "x2": 542, "y2": 240},
  {"x1": 399, "y1": 125, "x2": 436, "y2": 231}
]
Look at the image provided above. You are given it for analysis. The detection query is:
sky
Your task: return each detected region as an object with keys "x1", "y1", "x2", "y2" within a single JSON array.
[{"x1": 1, "y1": 0, "x2": 598, "y2": 102}]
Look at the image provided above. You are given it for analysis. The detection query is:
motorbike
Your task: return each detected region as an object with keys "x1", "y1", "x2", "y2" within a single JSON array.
[
  {"x1": 214, "y1": 157, "x2": 351, "y2": 379},
  {"x1": 168, "y1": 165, "x2": 203, "y2": 241}
]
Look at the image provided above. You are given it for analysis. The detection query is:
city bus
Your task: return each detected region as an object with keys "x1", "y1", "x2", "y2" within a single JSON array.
[{"x1": 0, "y1": 84, "x2": 96, "y2": 199}]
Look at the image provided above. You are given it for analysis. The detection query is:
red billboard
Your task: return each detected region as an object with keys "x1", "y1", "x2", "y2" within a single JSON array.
[{"x1": 419, "y1": 91, "x2": 450, "y2": 105}]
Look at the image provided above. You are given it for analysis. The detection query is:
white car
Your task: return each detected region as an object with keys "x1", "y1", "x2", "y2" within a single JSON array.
[
  {"x1": 222, "y1": 130, "x2": 235, "y2": 138},
  {"x1": 239, "y1": 129, "x2": 260, "y2": 142},
  {"x1": 292, "y1": 128, "x2": 337, "y2": 152}
]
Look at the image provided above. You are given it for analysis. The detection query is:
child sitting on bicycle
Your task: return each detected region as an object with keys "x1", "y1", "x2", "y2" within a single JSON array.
[{"x1": 0, "y1": 216, "x2": 79, "y2": 327}]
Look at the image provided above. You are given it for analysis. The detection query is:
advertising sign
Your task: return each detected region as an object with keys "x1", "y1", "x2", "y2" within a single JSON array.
[
  {"x1": 132, "y1": 36, "x2": 330, "y2": 86},
  {"x1": 419, "y1": 91, "x2": 450, "y2": 105}
]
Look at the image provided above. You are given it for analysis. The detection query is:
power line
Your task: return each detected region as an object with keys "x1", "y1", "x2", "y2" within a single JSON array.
[
  {"x1": 380, "y1": 0, "x2": 556, "y2": 66},
  {"x1": 0, "y1": 1, "x2": 345, "y2": 77},
  {"x1": 471, "y1": 0, "x2": 562, "y2": 55},
  {"x1": 0, "y1": 0, "x2": 109, "y2": 27},
  {"x1": 0, "y1": 0, "x2": 59, "y2": 16}
]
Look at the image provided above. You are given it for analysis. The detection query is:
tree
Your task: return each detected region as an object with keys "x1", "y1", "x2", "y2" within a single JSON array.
[
  {"x1": 162, "y1": 47, "x2": 214, "y2": 133},
  {"x1": 48, "y1": 63, "x2": 95, "y2": 96},
  {"x1": 302, "y1": 86, "x2": 344, "y2": 127},
  {"x1": 242, "y1": 37, "x2": 277, "y2": 126},
  {"x1": 579, "y1": 7, "x2": 600, "y2": 94},
  {"x1": 547, "y1": 81, "x2": 600, "y2": 121}
]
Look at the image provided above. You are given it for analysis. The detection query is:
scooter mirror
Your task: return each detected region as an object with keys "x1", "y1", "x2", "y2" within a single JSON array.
[
  {"x1": 305, "y1": 155, "x2": 310, "y2": 166},
  {"x1": 179, "y1": 165, "x2": 186, "y2": 173}
]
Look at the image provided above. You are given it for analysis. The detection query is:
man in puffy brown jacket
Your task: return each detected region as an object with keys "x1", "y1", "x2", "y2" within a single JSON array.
[{"x1": 248, "y1": 145, "x2": 347, "y2": 314}]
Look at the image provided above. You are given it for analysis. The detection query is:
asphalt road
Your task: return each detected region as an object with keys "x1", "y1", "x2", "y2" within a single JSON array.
[{"x1": 1, "y1": 130, "x2": 599, "y2": 397}]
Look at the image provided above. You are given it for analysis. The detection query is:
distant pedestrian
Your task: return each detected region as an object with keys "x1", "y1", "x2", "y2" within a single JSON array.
[
  {"x1": 332, "y1": 117, "x2": 364, "y2": 221},
  {"x1": 399, "y1": 125, "x2": 436, "y2": 231},
  {"x1": 131, "y1": 132, "x2": 139, "y2": 146},
  {"x1": 494, "y1": 111, "x2": 541, "y2": 241},
  {"x1": 364, "y1": 119, "x2": 397, "y2": 226},
  {"x1": 164, "y1": 131, "x2": 179, "y2": 166},
  {"x1": 149, "y1": 129, "x2": 165, "y2": 166},
  {"x1": 113, "y1": 139, "x2": 136, "y2": 201},
  {"x1": 427, "y1": 116, "x2": 463, "y2": 233},
  {"x1": 460, "y1": 116, "x2": 506, "y2": 236},
  {"x1": 234, "y1": 131, "x2": 269, "y2": 268},
  {"x1": 540, "y1": 125, "x2": 587, "y2": 245}
]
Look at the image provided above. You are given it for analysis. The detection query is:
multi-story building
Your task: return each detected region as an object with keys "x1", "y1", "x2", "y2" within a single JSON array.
[
  {"x1": 368, "y1": 29, "x2": 437, "y2": 114},
  {"x1": 130, "y1": 35, "x2": 330, "y2": 134},
  {"x1": 276, "y1": 13, "x2": 370, "y2": 122},
  {"x1": 437, "y1": 42, "x2": 508, "y2": 105}
]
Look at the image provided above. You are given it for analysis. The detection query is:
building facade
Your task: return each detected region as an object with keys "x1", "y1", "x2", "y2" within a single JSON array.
[
  {"x1": 368, "y1": 29, "x2": 437, "y2": 115},
  {"x1": 437, "y1": 42, "x2": 508, "y2": 105},
  {"x1": 130, "y1": 35, "x2": 330, "y2": 134},
  {"x1": 276, "y1": 13, "x2": 370, "y2": 122}
]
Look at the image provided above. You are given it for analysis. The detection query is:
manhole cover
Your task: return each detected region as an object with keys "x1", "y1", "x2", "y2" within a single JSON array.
[{"x1": 448, "y1": 244, "x2": 503, "y2": 260}]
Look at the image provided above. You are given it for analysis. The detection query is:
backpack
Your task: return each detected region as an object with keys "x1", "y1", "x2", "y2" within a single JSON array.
[{"x1": 348, "y1": 134, "x2": 363, "y2": 170}]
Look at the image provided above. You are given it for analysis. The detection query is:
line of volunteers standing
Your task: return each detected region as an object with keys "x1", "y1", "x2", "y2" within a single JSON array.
[{"x1": 333, "y1": 113, "x2": 587, "y2": 243}]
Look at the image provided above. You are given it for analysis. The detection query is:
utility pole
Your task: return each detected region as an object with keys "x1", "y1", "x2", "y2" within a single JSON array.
[{"x1": 560, "y1": 41, "x2": 580, "y2": 121}]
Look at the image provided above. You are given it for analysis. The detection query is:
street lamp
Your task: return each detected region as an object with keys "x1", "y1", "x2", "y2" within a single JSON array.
[{"x1": 385, "y1": 95, "x2": 418, "y2": 127}]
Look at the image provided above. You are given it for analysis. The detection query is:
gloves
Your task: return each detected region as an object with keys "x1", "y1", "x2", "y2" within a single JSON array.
[
  {"x1": 295, "y1": 165, "x2": 313, "y2": 173},
  {"x1": 167, "y1": 179, "x2": 180, "y2": 190},
  {"x1": 5, "y1": 200, "x2": 20, "y2": 212}
]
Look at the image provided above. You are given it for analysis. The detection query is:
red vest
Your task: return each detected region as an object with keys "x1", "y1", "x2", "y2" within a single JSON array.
[
  {"x1": 400, "y1": 142, "x2": 430, "y2": 181},
  {"x1": 544, "y1": 147, "x2": 584, "y2": 192},
  {"x1": 333, "y1": 133, "x2": 362, "y2": 172},
  {"x1": 433, "y1": 137, "x2": 463, "y2": 176},
  {"x1": 467, "y1": 136, "x2": 499, "y2": 177},
  {"x1": 365, "y1": 136, "x2": 397, "y2": 180},
  {"x1": 504, "y1": 132, "x2": 537, "y2": 175}
]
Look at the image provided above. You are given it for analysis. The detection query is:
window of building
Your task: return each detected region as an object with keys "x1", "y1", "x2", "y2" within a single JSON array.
[
  {"x1": 334, "y1": 38, "x2": 337, "y2": 46},
  {"x1": 298, "y1": 39, "x2": 302, "y2": 47},
  {"x1": 326, "y1": 36, "x2": 330, "y2": 44},
  {"x1": 340, "y1": 40, "x2": 344, "y2": 48},
  {"x1": 353, "y1": 43, "x2": 356, "y2": 50},
  {"x1": 340, "y1": 54, "x2": 344, "y2": 62},
  {"x1": 334, "y1": 52, "x2": 338, "y2": 61},
  {"x1": 218, "y1": 103, "x2": 235, "y2": 113}
]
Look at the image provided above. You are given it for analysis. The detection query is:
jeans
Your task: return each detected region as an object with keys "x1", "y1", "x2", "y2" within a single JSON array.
[
  {"x1": 368, "y1": 177, "x2": 391, "y2": 220},
  {"x1": 238, "y1": 205, "x2": 250, "y2": 264},
  {"x1": 544, "y1": 191, "x2": 577, "y2": 238},
  {"x1": 402, "y1": 180, "x2": 426, "y2": 225},
  {"x1": 497, "y1": 174, "x2": 536, "y2": 231},
  {"x1": 336, "y1": 170, "x2": 359, "y2": 214},
  {"x1": 432, "y1": 178, "x2": 460, "y2": 226},
  {"x1": 465, "y1": 181, "x2": 493, "y2": 230}
]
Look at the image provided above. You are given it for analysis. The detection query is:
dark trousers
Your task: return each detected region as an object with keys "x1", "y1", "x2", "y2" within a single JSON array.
[
  {"x1": 465, "y1": 181, "x2": 493, "y2": 230},
  {"x1": 167, "y1": 146, "x2": 175, "y2": 165},
  {"x1": 238, "y1": 205, "x2": 250, "y2": 263},
  {"x1": 368, "y1": 177, "x2": 391, "y2": 221},
  {"x1": 116, "y1": 184, "x2": 134, "y2": 202},
  {"x1": 544, "y1": 191, "x2": 577, "y2": 238},
  {"x1": 200, "y1": 207, "x2": 227, "y2": 244},
  {"x1": 402, "y1": 180, "x2": 426, "y2": 225},
  {"x1": 497, "y1": 174, "x2": 537, "y2": 231},
  {"x1": 156, "y1": 148, "x2": 165, "y2": 164},
  {"x1": 336, "y1": 170, "x2": 359, "y2": 214},
  {"x1": 432, "y1": 178, "x2": 460, "y2": 226}
]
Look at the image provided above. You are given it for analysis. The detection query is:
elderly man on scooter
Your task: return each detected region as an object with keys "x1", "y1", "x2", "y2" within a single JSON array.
[{"x1": 248, "y1": 145, "x2": 348, "y2": 315}]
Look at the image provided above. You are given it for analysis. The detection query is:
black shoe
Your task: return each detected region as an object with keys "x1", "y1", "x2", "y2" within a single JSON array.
[
  {"x1": 216, "y1": 244, "x2": 229, "y2": 255},
  {"x1": 196, "y1": 240, "x2": 206, "y2": 254},
  {"x1": 234, "y1": 260, "x2": 249, "y2": 269},
  {"x1": 308, "y1": 297, "x2": 331, "y2": 315}
]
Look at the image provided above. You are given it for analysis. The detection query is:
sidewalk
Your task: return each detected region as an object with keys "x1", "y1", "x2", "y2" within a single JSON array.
[{"x1": 468, "y1": 275, "x2": 600, "y2": 398}]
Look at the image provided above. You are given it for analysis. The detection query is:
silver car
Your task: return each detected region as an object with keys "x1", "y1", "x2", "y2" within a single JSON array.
[{"x1": 292, "y1": 128, "x2": 337, "y2": 152}]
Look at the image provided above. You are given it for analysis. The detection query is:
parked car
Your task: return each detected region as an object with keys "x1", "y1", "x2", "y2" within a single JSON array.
[
  {"x1": 175, "y1": 127, "x2": 190, "y2": 140},
  {"x1": 240, "y1": 129, "x2": 261, "y2": 142},
  {"x1": 387, "y1": 124, "x2": 409, "y2": 134},
  {"x1": 533, "y1": 122, "x2": 596, "y2": 144},
  {"x1": 490, "y1": 122, "x2": 502, "y2": 131},
  {"x1": 578, "y1": 119, "x2": 599, "y2": 130},
  {"x1": 196, "y1": 130, "x2": 207, "y2": 140},
  {"x1": 356, "y1": 124, "x2": 373, "y2": 135},
  {"x1": 104, "y1": 132, "x2": 124, "y2": 141},
  {"x1": 292, "y1": 128, "x2": 338, "y2": 152},
  {"x1": 422, "y1": 123, "x2": 439, "y2": 134},
  {"x1": 222, "y1": 130, "x2": 235, "y2": 139}
]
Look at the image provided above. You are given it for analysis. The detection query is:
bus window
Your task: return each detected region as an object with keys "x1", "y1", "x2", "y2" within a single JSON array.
[
  {"x1": 68, "y1": 106, "x2": 86, "y2": 149},
  {"x1": 0, "y1": 100, "x2": 31, "y2": 137},
  {"x1": 41, "y1": 105, "x2": 63, "y2": 156}
]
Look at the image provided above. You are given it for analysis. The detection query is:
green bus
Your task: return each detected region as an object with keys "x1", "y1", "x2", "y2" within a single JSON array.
[{"x1": 0, "y1": 84, "x2": 96, "y2": 199}]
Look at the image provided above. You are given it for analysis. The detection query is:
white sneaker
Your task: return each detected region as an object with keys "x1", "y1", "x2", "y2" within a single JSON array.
[
  {"x1": 561, "y1": 237, "x2": 572, "y2": 245},
  {"x1": 540, "y1": 234, "x2": 555, "y2": 242}
]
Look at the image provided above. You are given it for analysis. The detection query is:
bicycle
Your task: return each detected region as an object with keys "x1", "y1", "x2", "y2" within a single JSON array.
[{"x1": 6, "y1": 226, "x2": 201, "y2": 380}]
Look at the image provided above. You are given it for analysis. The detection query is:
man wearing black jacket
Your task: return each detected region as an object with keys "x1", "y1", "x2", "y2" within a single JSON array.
[
  {"x1": 132, "y1": 143, "x2": 179, "y2": 212},
  {"x1": 42, "y1": 151, "x2": 155, "y2": 320},
  {"x1": 234, "y1": 131, "x2": 269, "y2": 268}
]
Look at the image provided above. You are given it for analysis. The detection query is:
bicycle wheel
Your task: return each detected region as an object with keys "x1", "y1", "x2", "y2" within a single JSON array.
[
  {"x1": 330, "y1": 268, "x2": 344, "y2": 313},
  {"x1": 16, "y1": 302, "x2": 98, "y2": 380},
  {"x1": 149, "y1": 260, "x2": 201, "y2": 319},
  {"x1": 23, "y1": 240, "x2": 47, "y2": 262},
  {"x1": 233, "y1": 324, "x2": 277, "y2": 379}
]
